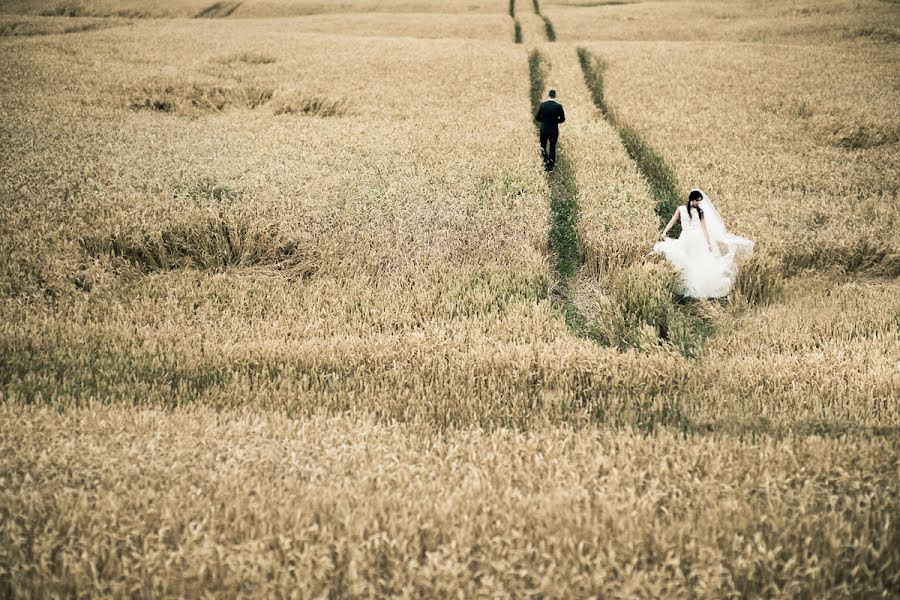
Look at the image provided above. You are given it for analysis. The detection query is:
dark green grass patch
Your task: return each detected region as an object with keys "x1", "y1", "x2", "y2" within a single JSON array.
[
  {"x1": 528, "y1": 49, "x2": 548, "y2": 114},
  {"x1": 547, "y1": 157, "x2": 580, "y2": 278},
  {"x1": 542, "y1": 16, "x2": 556, "y2": 41}
]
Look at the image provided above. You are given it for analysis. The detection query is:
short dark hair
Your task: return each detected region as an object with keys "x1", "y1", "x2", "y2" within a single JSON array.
[{"x1": 548, "y1": 89, "x2": 557, "y2": 98}]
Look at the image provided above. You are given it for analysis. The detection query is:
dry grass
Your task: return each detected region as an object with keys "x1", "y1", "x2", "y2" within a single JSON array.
[
  {"x1": 194, "y1": 0, "x2": 242, "y2": 18},
  {"x1": 81, "y1": 209, "x2": 320, "y2": 274},
  {"x1": 1, "y1": 1, "x2": 899, "y2": 596},
  {"x1": 695, "y1": 276, "x2": 900, "y2": 432}
]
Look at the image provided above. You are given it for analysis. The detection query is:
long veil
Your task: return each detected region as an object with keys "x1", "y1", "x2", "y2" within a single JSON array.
[{"x1": 693, "y1": 188, "x2": 754, "y2": 258}]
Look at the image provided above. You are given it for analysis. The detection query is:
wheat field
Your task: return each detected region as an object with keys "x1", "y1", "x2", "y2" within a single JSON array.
[{"x1": 1, "y1": 0, "x2": 898, "y2": 597}]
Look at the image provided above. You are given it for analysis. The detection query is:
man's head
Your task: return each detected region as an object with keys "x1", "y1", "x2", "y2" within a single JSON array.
[{"x1": 548, "y1": 89, "x2": 557, "y2": 99}]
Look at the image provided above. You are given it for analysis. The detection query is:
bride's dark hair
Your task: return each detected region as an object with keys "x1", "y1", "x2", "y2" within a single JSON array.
[{"x1": 686, "y1": 189, "x2": 704, "y2": 220}]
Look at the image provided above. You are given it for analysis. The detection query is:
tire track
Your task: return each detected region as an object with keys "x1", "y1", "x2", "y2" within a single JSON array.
[
  {"x1": 577, "y1": 48, "x2": 681, "y2": 235},
  {"x1": 574, "y1": 47, "x2": 723, "y2": 355},
  {"x1": 514, "y1": 0, "x2": 555, "y2": 43},
  {"x1": 527, "y1": 44, "x2": 716, "y2": 356},
  {"x1": 528, "y1": 49, "x2": 591, "y2": 337},
  {"x1": 531, "y1": 0, "x2": 557, "y2": 42},
  {"x1": 194, "y1": 1, "x2": 242, "y2": 18},
  {"x1": 520, "y1": 26, "x2": 712, "y2": 354},
  {"x1": 510, "y1": 0, "x2": 522, "y2": 43}
]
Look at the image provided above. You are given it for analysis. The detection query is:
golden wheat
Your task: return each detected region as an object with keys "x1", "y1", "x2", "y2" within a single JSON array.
[
  {"x1": 545, "y1": 0, "x2": 900, "y2": 45},
  {"x1": 1, "y1": 1, "x2": 898, "y2": 596},
  {"x1": 5, "y1": 0, "x2": 223, "y2": 17},
  {"x1": 235, "y1": 0, "x2": 510, "y2": 18},
  {"x1": 537, "y1": 43, "x2": 658, "y2": 275},
  {"x1": 1, "y1": 403, "x2": 897, "y2": 598},
  {"x1": 0, "y1": 14, "x2": 128, "y2": 35},
  {"x1": 583, "y1": 36, "x2": 900, "y2": 276}
]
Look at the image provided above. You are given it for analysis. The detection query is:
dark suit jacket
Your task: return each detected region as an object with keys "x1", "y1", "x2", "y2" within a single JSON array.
[{"x1": 534, "y1": 100, "x2": 566, "y2": 136}]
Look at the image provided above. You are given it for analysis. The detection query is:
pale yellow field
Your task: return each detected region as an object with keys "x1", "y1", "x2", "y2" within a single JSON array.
[
  {"x1": 546, "y1": 0, "x2": 900, "y2": 44},
  {"x1": 0, "y1": 0, "x2": 512, "y2": 17},
  {"x1": 1, "y1": 0, "x2": 898, "y2": 596},
  {"x1": 2, "y1": 403, "x2": 898, "y2": 598},
  {"x1": 590, "y1": 39, "x2": 900, "y2": 268},
  {"x1": 0, "y1": 0, "x2": 218, "y2": 17},
  {"x1": 235, "y1": 0, "x2": 509, "y2": 17},
  {"x1": 0, "y1": 13, "x2": 128, "y2": 34},
  {"x1": 230, "y1": 12, "x2": 515, "y2": 40}
]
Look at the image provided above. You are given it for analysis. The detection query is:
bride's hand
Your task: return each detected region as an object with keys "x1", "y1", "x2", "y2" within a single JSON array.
[{"x1": 658, "y1": 234, "x2": 667, "y2": 242}]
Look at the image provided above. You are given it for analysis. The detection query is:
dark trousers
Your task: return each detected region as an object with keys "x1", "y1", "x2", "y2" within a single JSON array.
[{"x1": 540, "y1": 131, "x2": 558, "y2": 169}]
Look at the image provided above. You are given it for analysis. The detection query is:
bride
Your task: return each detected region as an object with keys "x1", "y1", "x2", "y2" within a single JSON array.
[{"x1": 653, "y1": 188, "x2": 753, "y2": 299}]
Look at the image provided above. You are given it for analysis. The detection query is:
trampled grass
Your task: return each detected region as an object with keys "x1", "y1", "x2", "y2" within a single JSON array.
[
  {"x1": 1, "y1": 1, "x2": 898, "y2": 596},
  {"x1": 2, "y1": 0, "x2": 221, "y2": 17},
  {"x1": 0, "y1": 14, "x2": 127, "y2": 35}
]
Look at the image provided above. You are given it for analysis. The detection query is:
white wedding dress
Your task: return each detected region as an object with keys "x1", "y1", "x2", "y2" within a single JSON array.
[{"x1": 652, "y1": 189, "x2": 753, "y2": 299}]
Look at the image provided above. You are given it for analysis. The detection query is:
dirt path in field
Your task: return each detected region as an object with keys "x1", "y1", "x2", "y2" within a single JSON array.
[
  {"x1": 510, "y1": 0, "x2": 522, "y2": 43},
  {"x1": 511, "y1": 0, "x2": 556, "y2": 43},
  {"x1": 531, "y1": 0, "x2": 557, "y2": 42}
]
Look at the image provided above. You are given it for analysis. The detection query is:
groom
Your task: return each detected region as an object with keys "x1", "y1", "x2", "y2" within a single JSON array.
[{"x1": 534, "y1": 88, "x2": 566, "y2": 172}]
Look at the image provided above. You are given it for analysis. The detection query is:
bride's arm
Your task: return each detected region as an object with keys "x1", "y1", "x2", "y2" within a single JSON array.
[
  {"x1": 701, "y1": 218, "x2": 713, "y2": 252},
  {"x1": 659, "y1": 210, "x2": 679, "y2": 241}
]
